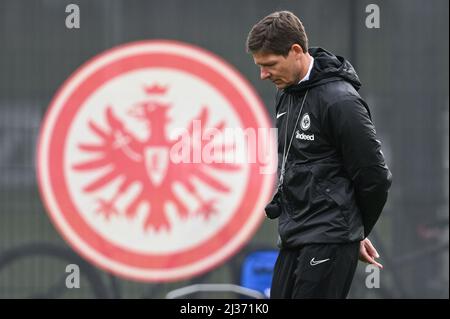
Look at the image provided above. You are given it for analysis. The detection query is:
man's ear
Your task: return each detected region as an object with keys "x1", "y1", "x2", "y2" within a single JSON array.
[{"x1": 291, "y1": 44, "x2": 304, "y2": 55}]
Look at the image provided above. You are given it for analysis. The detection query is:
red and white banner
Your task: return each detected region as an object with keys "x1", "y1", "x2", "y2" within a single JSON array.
[{"x1": 37, "y1": 40, "x2": 276, "y2": 282}]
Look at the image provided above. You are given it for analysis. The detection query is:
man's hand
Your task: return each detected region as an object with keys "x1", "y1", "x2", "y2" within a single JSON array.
[{"x1": 359, "y1": 238, "x2": 383, "y2": 269}]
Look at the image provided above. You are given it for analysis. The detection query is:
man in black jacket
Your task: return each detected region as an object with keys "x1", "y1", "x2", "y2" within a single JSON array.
[{"x1": 246, "y1": 11, "x2": 392, "y2": 298}]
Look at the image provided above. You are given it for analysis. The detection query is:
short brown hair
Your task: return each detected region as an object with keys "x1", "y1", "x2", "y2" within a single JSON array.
[{"x1": 246, "y1": 11, "x2": 308, "y2": 56}]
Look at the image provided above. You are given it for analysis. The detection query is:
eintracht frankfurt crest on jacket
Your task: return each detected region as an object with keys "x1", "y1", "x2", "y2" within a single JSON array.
[
  {"x1": 300, "y1": 113, "x2": 311, "y2": 131},
  {"x1": 37, "y1": 41, "x2": 276, "y2": 281}
]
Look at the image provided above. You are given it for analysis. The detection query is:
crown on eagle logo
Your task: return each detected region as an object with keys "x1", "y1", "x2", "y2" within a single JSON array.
[{"x1": 145, "y1": 84, "x2": 168, "y2": 95}]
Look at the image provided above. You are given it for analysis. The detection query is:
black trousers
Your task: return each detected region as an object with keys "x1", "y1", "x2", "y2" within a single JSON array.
[{"x1": 270, "y1": 242, "x2": 360, "y2": 299}]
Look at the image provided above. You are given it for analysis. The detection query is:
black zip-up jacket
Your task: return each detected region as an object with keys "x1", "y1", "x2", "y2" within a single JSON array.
[{"x1": 271, "y1": 47, "x2": 392, "y2": 248}]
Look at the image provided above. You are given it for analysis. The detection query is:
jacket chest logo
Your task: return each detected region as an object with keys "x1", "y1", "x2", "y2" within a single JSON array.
[
  {"x1": 300, "y1": 113, "x2": 311, "y2": 131},
  {"x1": 296, "y1": 130, "x2": 315, "y2": 141}
]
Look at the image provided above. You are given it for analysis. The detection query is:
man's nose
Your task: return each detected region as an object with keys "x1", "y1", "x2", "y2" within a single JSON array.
[{"x1": 260, "y1": 68, "x2": 271, "y2": 80}]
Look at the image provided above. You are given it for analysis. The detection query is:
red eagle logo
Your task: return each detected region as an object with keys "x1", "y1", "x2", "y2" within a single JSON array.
[
  {"x1": 38, "y1": 41, "x2": 275, "y2": 281},
  {"x1": 73, "y1": 84, "x2": 241, "y2": 231}
]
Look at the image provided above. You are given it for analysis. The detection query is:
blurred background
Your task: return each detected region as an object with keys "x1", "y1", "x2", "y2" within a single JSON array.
[{"x1": 0, "y1": 0, "x2": 448, "y2": 298}]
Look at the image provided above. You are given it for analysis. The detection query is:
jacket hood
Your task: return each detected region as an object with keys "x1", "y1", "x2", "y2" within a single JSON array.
[{"x1": 284, "y1": 47, "x2": 361, "y2": 94}]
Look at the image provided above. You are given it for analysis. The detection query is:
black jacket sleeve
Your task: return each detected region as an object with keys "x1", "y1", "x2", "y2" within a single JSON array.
[{"x1": 326, "y1": 98, "x2": 392, "y2": 237}]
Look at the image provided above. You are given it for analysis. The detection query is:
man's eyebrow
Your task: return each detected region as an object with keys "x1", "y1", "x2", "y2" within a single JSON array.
[{"x1": 256, "y1": 61, "x2": 277, "y2": 66}]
